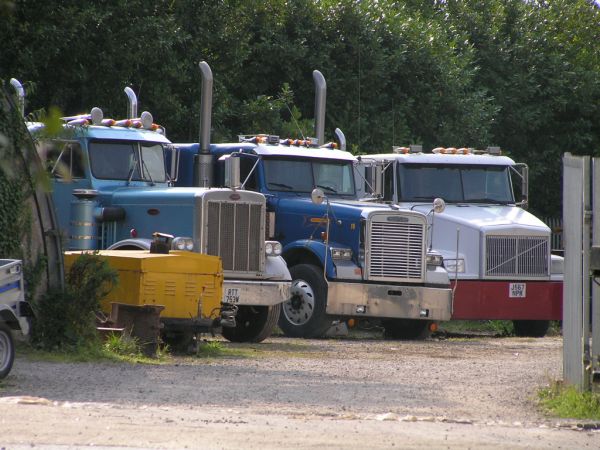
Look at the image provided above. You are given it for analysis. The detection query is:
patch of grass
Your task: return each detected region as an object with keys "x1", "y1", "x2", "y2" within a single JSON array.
[
  {"x1": 439, "y1": 320, "x2": 514, "y2": 336},
  {"x1": 16, "y1": 335, "x2": 170, "y2": 365},
  {"x1": 194, "y1": 340, "x2": 254, "y2": 359},
  {"x1": 539, "y1": 381, "x2": 600, "y2": 420}
]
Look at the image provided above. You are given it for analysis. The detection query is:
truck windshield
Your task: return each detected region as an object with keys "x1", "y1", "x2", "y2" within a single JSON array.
[
  {"x1": 89, "y1": 140, "x2": 167, "y2": 182},
  {"x1": 263, "y1": 157, "x2": 355, "y2": 195},
  {"x1": 397, "y1": 163, "x2": 514, "y2": 203}
]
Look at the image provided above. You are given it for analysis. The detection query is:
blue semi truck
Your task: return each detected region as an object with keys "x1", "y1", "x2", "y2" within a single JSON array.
[
  {"x1": 174, "y1": 63, "x2": 453, "y2": 339},
  {"x1": 9, "y1": 77, "x2": 291, "y2": 344}
]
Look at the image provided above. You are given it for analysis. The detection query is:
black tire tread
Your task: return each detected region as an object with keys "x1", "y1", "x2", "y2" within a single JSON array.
[
  {"x1": 222, "y1": 303, "x2": 281, "y2": 343},
  {"x1": 0, "y1": 323, "x2": 15, "y2": 379}
]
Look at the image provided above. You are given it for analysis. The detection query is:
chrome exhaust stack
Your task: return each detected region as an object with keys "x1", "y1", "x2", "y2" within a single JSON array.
[
  {"x1": 313, "y1": 70, "x2": 326, "y2": 145},
  {"x1": 196, "y1": 61, "x2": 214, "y2": 188},
  {"x1": 124, "y1": 87, "x2": 138, "y2": 119},
  {"x1": 334, "y1": 128, "x2": 346, "y2": 152},
  {"x1": 9, "y1": 78, "x2": 25, "y2": 117}
]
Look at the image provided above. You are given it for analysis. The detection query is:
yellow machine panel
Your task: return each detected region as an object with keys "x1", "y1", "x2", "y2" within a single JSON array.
[{"x1": 64, "y1": 250, "x2": 224, "y2": 321}]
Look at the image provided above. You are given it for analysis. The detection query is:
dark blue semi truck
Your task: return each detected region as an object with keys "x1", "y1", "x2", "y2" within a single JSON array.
[{"x1": 174, "y1": 63, "x2": 453, "y2": 339}]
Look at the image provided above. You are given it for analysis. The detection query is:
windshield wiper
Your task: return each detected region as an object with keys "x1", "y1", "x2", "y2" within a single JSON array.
[
  {"x1": 140, "y1": 158, "x2": 155, "y2": 186},
  {"x1": 470, "y1": 198, "x2": 511, "y2": 204},
  {"x1": 316, "y1": 184, "x2": 338, "y2": 194},
  {"x1": 268, "y1": 182, "x2": 295, "y2": 190}
]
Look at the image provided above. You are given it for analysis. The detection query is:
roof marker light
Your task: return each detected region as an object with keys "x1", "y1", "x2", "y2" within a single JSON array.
[
  {"x1": 67, "y1": 118, "x2": 89, "y2": 126},
  {"x1": 101, "y1": 118, "x2": 116, "y2": 127},
  {"x1": 114, "y1": 119, "x2": 132, "y2": 127},
  {"x1": 393, "y1": 146, "x2": 410, "y2": 154},
  {"x1": 320, "y1": 142, "x2": 338, "y2": 149}
]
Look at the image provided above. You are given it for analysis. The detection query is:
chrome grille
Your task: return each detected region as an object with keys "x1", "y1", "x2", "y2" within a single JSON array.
[
  {"x1": 206, "y1": 200, "x2": 263, "y2": 272},
  {"x1": 367, "y1": 217, "x2": 425, "y2": 282},
  {"x1": 485, "y1": 235, "x2": 549, "y2": 278}
]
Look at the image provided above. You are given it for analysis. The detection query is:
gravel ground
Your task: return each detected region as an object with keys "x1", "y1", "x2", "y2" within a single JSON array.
[{"x1": 0, "y1": 334, "x2": 598, "y2": 449}]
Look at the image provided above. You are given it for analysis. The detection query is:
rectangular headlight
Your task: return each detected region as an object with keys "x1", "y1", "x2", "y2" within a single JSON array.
[
  {"x1": 331, "y1": 247, "x2": 353, "y2": 260},
  {"x1": 444, "y1": 258, "x2": 465, "y2": 273},
  {"x1": 426, "y1": 253, "x2": 444, "y2": 267}
]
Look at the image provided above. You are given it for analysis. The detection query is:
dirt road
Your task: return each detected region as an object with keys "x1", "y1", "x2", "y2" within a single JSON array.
[{"x1": 0, "y1": 335, "x2": 598, "y2": 449}]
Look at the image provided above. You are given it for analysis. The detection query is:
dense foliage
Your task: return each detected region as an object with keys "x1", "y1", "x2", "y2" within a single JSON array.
[
  {"x1": 31, "y1": 253, "x2": 118, "y2": 351},
  {"x1": 1, "y1": 0, "x2": 598, "y2": 217}
]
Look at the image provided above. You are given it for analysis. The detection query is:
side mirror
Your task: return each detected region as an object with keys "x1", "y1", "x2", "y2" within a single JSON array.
[
  {"x1": 311, "y1": 188, "x2": 325, "y2": 205},
  {"x1": 223, "y1": 154, "x2": 241, "y2": 190},
  {"x1": 433, "y1": 198, "x2": 446, "y2": 214}
]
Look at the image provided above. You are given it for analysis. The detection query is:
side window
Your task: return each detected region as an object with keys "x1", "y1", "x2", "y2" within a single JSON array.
[
  {"x1": 240, "y1": 157, "x2": 258, "y2": 190},
  {"x1": 383, "y1": 166, "x2": 394, "y2": 201},
  {"x1": 46, "y1": 141, "x2": 85, "y2": 180}
]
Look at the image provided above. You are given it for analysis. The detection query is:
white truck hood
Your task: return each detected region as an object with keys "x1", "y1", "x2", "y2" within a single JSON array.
[{"x1": 410, "y1": 203, "x2": 550, "y2": 235}]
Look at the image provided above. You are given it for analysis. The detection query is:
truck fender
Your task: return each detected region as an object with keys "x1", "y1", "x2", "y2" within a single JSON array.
[
  {"x1": 265, "y1": 255, "x2": 292, "y2": 281},
  {"x1": 0, "y1": 305, "x2": 21, "y2": 331},
  {"x1": 107, "y1": 238, "x2": 153, "y2": 250},
  {"x1": 282, "y1": 240, "x2": 336, "y2": 278}
]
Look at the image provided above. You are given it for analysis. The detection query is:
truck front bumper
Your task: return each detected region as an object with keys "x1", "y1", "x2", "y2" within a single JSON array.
[
  {"x1": 326, "y1": 282, "x2": 453, "y2": 321},
  {"x1": 222, "y1": 280, "x2": 291, "y2": 307}
]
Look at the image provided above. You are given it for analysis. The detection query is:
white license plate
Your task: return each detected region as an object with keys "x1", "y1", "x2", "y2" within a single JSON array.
[
  {"x1": 224, "y1": 287, "x2": 241, "y2": 304},
  {"x1": 509, "y1": 283, "x2": 526, "y2": 298}
]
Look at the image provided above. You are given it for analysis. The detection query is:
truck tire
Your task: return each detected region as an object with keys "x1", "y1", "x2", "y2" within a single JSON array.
[
  {"x1": 279, "y1": 264, "x2": 332, "y2": 338},
  {"x1": 512, "y1": 320, "x2": 550, "y2": 337},
  {"x1": 382, "y1": 319, "x2": 431, "y2": 340},
  {"x1": 0, "y1": 323, "x2": 15, "y2": 379},
  {"x1": 222, "y1": 304, "x2": 281, "y2": 343}
]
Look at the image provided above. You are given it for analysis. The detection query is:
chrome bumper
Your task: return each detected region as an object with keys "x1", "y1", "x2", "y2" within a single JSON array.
[
  {"x1": 222, "y1": 280, "x2": 291, "y2": 307},
  {"x1": 326, "y1": 282, "x2": 453, "y2": 321}
]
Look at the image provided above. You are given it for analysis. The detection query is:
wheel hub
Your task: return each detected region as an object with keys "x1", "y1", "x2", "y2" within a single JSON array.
[{"x1": 283, "y1": 278, "x2": 315, "y2": 326}]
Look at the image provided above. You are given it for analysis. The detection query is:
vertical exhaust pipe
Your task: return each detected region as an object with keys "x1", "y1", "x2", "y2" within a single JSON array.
[
  {"x1": 124, "y1": 87, "x2": 138, "y2": 119},
  {"x1": 195, "y1": 61, "x2": 214, "y2": 188},
  {"x1": 313, "y1": 70, "x2": 326, "y2": 145},
  {"x1": 9, "y1": 78, "x2": 25, "y2": 117},
  {"x1": 334, "y1": 128, "x2": 346, "y2": 152}
]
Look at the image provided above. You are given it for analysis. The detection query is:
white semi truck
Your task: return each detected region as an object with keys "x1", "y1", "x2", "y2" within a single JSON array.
[{"x1": 356, "y1": 146, "x2": 563, "y2": 336}]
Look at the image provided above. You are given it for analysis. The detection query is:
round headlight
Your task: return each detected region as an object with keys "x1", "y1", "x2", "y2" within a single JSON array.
[
  {"x1": 175, "y1": 240, "x2": 186, "y2": 250},
  {"x1": 265, "y1": 242, "x2": 274, "y2": 255},
  {"x1": 273, "y1": 242, "x2": 282, "y2": 256},
  {"x1": 185, "y1": 239, "x2": 194, "y2": 251}
]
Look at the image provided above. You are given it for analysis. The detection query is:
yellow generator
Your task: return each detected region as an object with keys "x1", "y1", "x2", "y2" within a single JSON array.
[{"x1": 64, "y1": 249, "x2": 229, "y2": 347}]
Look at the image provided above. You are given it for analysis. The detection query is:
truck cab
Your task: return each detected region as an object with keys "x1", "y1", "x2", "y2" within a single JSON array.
[
  {"x1": 356, "y1": 146, "x2": 563, "y2": 336},
  {"x1": 12, "y1": 79, "x2": 290, "y2": 344},
  {"x1": 172, "y1": 66, "x2": 452, "y2": 339},
  {"x1": 175, "y1": 137, "x2": 453, "y2": 339}
]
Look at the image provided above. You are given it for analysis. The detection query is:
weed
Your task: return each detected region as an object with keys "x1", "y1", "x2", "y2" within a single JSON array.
[
  {"x1": 103, "y1": 333, "x2": 142, "y2": 358},
  {"x1": 195, "y1": 340, "x2": 224, "y2": 358},
  {"x1": 539, "y1": 380, "x2": 600, "y2": 420},
  {"x1": 30, "y1": 253, "x2": 118, "y2": 352}
]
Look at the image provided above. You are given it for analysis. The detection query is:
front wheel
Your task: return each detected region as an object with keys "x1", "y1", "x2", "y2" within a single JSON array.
[
  {"x1": 221, "y1": 304, "x2": 281, "y2": 343},
  {"x1": 513, "y1": 320, "x2": 550, "y2": 337},
  {"x1": 382, "y1": 319, "x2": 432, "y2": 340},
  {"x1": 278, "y1": 264, "x2": 332, "y2": 338},
  {"x1": 0, "y1": 323, "x2": 15, "y2": 379}
]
